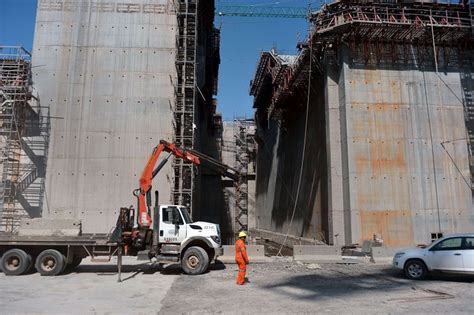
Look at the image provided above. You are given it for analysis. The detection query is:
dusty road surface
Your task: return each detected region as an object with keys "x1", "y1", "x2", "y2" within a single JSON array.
[
  {"x1": 0, "y1": 257, "x2": 178, "y2": 314},
  {"x1": 1, "y1": 257, "x2": 473, "y2": 314}
]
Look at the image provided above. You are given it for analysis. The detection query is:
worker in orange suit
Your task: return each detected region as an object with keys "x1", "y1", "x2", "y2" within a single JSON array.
[{"x1": 235, "y1": 231, "x2": 249, "y2": 285}]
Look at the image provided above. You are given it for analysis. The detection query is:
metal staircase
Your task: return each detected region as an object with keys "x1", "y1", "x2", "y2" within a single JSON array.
[
  {"x1": 233, "y1": 119, "x2": 256, "y2": 233},
  {"x1": 0, "y1": 46, "x2": 49, "y2": 232}
]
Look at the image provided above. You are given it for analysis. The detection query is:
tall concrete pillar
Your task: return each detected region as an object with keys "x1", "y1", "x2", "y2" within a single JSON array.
[{"x1": 325, "y1": 65, "x2": 349, "y2": 245}]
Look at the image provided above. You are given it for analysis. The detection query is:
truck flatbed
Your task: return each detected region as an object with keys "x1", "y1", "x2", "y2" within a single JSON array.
[{"x1": 0, "y1": 233, "x2": 115, "y2": 246}]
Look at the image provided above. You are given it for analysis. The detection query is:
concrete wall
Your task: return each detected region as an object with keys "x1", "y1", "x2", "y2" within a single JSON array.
[
  {"x1": 254, "y1": 81, "x2": 328, "y2": 243},
  {"x1": 254, "y1": 45, "x2": 474, "y2": 247},
  {"x1": 334, "y1": 50, "x2": 474, "y2": 246},
  {"x1": 32, "y1": 0, "x2": 177, "y2": 232},
  {"x1": 221, "y1": 121, "x2": 237, "y2": 242}
]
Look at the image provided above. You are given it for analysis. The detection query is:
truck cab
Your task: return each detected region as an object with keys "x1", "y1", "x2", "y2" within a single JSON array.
[{"x1": 152, "y1": 205, "x2": 223, "y2": 274}]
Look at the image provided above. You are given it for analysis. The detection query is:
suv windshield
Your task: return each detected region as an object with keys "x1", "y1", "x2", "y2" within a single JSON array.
[{"x1": 180, "y1": 207, "x2": 192, "y2": 223}]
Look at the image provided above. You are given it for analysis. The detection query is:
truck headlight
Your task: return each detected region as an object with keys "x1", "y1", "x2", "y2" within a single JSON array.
[{"x1": 210, "y1": 235, "x2": 220, "y2": 244}]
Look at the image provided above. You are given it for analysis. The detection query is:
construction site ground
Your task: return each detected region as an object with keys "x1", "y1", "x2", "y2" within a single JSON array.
[{"x1": 1, "y1": 257, "x2": 473, "y2": 314}]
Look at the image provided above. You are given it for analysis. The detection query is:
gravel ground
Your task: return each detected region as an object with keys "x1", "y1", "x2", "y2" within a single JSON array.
[
  {"x1": 160, "y1": 258, "x2": 474, "y2": 315},
  {"x1": 1, "y1": 257, "x2": 473, "y2": 314}
]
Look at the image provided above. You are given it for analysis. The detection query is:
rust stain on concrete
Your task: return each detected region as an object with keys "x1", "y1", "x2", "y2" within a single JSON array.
[
  {"x1": 353, "y1": 101, "x2": 407, "y2": 174},
  {"x1": 360, "y1": 210, "x2": 414, "y2": 246},
  {"x1": 355, "y1": 142, "x2": 406, "y2": 174},
  {"x1": 355, "y1": 189, "x2": 382, "y2": 210},
  {"x1": 368, "y1": 102, "x2": 404, "y2": 140},
  {"x1": 371, "y1": 141, "x2": 406, "y2": 173}
]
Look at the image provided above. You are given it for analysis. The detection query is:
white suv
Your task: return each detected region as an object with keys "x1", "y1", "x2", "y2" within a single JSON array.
[{"x1": 393, "y1": 234, "x2": 474, "y2": 280}]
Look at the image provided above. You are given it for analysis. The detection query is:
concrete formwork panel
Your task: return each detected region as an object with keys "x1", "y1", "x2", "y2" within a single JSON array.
[{"x1": 32, "y1": 0, "x2": 177, "y2": 232}]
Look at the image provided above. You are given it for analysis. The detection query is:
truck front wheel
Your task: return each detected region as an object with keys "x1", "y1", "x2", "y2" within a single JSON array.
[
  {"x1": 1, "y1": 249, "x2": 31, "y2": 276},
  {"x1": 181, "y1": 246, "x2": 209, "y2": 275},
  {"x1": 35, "y1": 249, "x2": 65, "y2": 276}
]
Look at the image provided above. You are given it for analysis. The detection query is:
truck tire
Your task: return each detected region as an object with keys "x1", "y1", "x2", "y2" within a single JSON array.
[
  {"x1": 404, "y1": 259, "x2": 427, "y2": 280},
  {"x1": 35, "y1": 249, "x2": 66, "y2": 276},
  {"x1": 181, "y1": 246, "x2": 209, "y2": 275},
  {"x1": 1, "y1": 249, "x2": 32, "y2": 276}
]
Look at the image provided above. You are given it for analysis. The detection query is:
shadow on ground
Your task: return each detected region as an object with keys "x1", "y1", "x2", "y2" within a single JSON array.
[
  {"x1": 211, "y1": 260, "x2": 227, "y2": 271},
  {"x1": 388, "y1": 265, "x2": 474, "y2": 283},
  {"x1": 424, "y1": 272, "x2": 474, "y2": 283},
  {"x1": 261, "y1": 266, "x2": 474, "y2": 301},
  {"x1": 63, "y1": 260, "x2": 226, "y2": 278}
]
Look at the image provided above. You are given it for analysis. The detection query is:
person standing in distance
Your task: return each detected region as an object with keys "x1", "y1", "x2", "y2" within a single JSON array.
[{"x1": 235, "y1": 231, "x2": 249, "y2": 285}]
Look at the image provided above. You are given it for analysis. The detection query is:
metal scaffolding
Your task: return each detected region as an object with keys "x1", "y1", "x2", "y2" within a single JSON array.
[
  {"x1": 0, "y1": 46, "x2": 50, "y2": 232},
  {"x1": 216, "y1": 5, "x2": 308, "y2": 19},
  {"x1": 258, "y1": 1, "x2": 473, "y2": 121},
  {"x1": 233, "y1": 119, "x2": 255, "y2": 234},
  {"x1": 173, "y1": 0, "x2": 198, "y2": 209}
]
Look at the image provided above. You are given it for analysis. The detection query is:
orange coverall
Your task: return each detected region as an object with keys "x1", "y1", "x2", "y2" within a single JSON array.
[{"x1": 235, "y1": 238, "x2": 249, "y2": 285}]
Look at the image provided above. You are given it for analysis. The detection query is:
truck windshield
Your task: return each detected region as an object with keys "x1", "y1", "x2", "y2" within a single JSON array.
[{"x1": 180, "y1": 207, "x2": 192, "y2": 223}]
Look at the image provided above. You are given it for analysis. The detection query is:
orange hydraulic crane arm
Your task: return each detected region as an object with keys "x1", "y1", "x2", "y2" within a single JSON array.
[
  {"x1": 136, "y1": 140, "x2": 201, "y2": 228},
  {"x1": 135, "y1": 140, "x2": 240, "y2": 229}
]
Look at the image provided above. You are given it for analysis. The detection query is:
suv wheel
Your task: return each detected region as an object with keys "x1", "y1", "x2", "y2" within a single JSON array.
[{"x1": 404, "y1": 259, "x2": 427, "y2": 280}]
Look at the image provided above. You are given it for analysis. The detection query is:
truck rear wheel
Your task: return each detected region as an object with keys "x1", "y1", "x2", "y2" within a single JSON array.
[
  {"x1": 181, "y1": 246, "x2": 209, "y2": 275},
  {"x1": 1, "y1": 249, "x2": 32, "y2": 276},
  {"x1": 35, "y1": 249, "x2": 65, "y2": 276}
]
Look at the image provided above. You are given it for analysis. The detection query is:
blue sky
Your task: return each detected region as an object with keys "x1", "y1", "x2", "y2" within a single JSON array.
[
  {"x1": 0, "y1": 0, "x2": 37, "y2": 51},
  {"x1": 0, "y1": 0, "x2": 313, "y2": 120},
  {"x1": 215, "y1": 0, "x2": 311, "y2": 119}
]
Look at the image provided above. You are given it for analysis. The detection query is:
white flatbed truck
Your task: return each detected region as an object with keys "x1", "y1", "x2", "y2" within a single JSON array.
[{"x1": 0, "y1": 205, "x2": 223, "y2": 279}]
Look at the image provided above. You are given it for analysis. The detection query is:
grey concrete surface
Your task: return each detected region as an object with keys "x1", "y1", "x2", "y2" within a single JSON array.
[
  {"x1": 0, "y1": 257, "x2": 178, "y2": 314},
  {"x1": 1, "y1": 258, "x2": 474, "y2": 314},
  {"x1": 219, "y1": 245, "x2": 267, "y2": 263},
  {"x1": 370, "y1": 246, "x2": 406, "y2": 264},
  {"x1": 18, "y1": 218, "x2": 81, "y2": 236},
  {"x1": 339, "y1": 63, "x2": 474, "y2": 246},
  {"x1": 293, "y1": 245, "x2": 342, "y2": 263}
]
